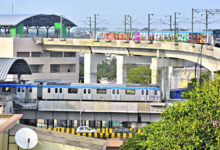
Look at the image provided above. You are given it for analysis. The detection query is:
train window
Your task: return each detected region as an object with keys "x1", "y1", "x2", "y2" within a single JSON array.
[
  {"x1": 84, "y1": 89, "x2": 86, "y2": 94},
  {"x1": 125, "y1": 89, "x2": 135, "y2": 95},
  {"x1": 112, "y1": 89, "x2": 115, "y2": 94},
  {"x1": 117, "y1": 89, "x2": 119, "y2": 94},
  {"x1": 68, "y1": 88, "x2": 78, "y2": 94},
  {"x1": 154, "y1": 90, "x2": 157, "y2": 95},
  {"x1": 29, "y1": 88, "x2": 32, "y2": 93},
  {"x1": 2, "y1": 87, "x2": 11, "y2": 92},
  {"x1": 97, "y1": 89, "x2": 106, "y2": 94},
  {"x1": 59, "y1": 88, "x2": 62, "y2": 93},
  {"x1": 18, "y1": 87, "x2": 20, "y2": 92},
  {"x1": 88, "y1": 89, "x2": 91, "y2": 94},
  {"x1": 146, "y1": 90, "x2": 148, "y2": 95},
  {"x1": 48, "y1": 88, "x2": 51, "y2": 93},
  {"x1": 22, "y1": 88, "x2": 25, "y2": 92},
  {"x1": 55, "y1": 88, "x2": 58, "y2": 93},
  {"x1": 141, "y1": 90, "x2": 144, "y2": 95}
]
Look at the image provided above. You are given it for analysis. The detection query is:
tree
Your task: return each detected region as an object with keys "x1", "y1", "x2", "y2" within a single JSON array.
[
  {"x1": 127, "y1": 65, "x2": 151, "y2": 84},
  {"x1": 121, "y1": 78, "x2": 220, "y2": 149},
  {"x1": 97, "y1": 60, "x2": 116, "y2": 82}
]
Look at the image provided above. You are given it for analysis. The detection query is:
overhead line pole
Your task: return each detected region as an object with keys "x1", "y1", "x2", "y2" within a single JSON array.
[
  {"x1": 130, "y1": 15, "x2": 132, "y2": 30},
  {"x1": 94, "y1": 14, "x2": 96, "y2": 39},
  {"x1": 192, "y1": 8, "x2": 194, "y2": 44},
  {"x1": 148, "y1": 14, "x2": 153, "y2": 41},
  {"x1": 169, "y1": 15, "x2": 172, "y2": 31},
  {"x1": 89, "y1": 17, "x2": 92, "y2": 39},
  {"x1": 124, "y1": 15, "x2": 127, "y2": 35}
]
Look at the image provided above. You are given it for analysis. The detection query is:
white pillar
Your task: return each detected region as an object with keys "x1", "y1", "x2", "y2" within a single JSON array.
[
  {"x1": 84, "y1": 53, "x2": 105, "y2": 83},
  {"x1": 116, "y1": 55, "x2": 127, "y2": 84},
  {"x1": 151, "y1": 58, "x2": 160, "y2": 85},
  {"x1": 166, "y1": 66, "x2": 173, "y2": 99},
  {"x1": 211, "y1": 71, "x2": 216, "y2": 80}
]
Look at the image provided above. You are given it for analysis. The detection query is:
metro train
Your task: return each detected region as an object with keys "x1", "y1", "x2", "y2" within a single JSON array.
[{"x1": 0, "y1": 82, "x2": 161, "y2": 102}]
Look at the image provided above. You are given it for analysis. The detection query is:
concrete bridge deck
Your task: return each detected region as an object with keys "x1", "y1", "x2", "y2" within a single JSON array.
[
  {"x1": 16, "y1": 100, "x2": 167, "y2": 122},
  {"x1": 41, "y1": 38, "x2": 220, "y2": 72}
]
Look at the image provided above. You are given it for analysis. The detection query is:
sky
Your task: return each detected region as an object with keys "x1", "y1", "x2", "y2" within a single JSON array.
[{"x1": 0, "y1": 0, "x2": 220, "y2": 30}]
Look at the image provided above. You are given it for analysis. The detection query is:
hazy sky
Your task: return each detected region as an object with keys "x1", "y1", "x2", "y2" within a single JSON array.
[{"x1": 0, "y1": 0, "x2": 220, "y2": 30}]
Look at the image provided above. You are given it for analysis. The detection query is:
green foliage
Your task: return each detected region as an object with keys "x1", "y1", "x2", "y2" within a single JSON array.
[
  {"x1": 97, "y1": 60, "x2": 116, "y2": 82},
  {"x1": 127, "y1": 65, "x2": 151, "y2": 84},
  {"x1": 121, "y1": 78, "x2": 220, "y2": 150},
  {"x1": 187, "y1": 71, "x2": 210, "y2": 92}
]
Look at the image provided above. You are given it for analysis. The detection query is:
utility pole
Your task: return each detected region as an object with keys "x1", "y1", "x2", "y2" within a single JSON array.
[
  {"x1": 192, "y1": 8, "x2": 194, "y2": 44},
  {"x1": 94, "y1": 14, "x2": 97, "y2": 39},
  {"x1": 124, "y1": 15, "x2": 127, "y2": 35},
  {"x1": 174, "y1": 12, "x2": 176, "y2": 41},
  {"x1": 129, "y1": 16, "x2": 132, "y2": 30},
  {"x1": 169, "y1": 15, "x2": 172, "y2": 31},
  {"x1": 148, "y1": 13, "x2": 153, "y2": 41},
  {"x1": 89, "y1": 17, "x2": 92, "y2": 39},
  {"x1": 166, "y1": 15, "x2": 172, "y2": 31},
  {"x1": 174, "y1": 12, "x2": 180, "y2": 42},
  {"x1": 206, "y1": 10, "x2": 208, "y2": 45},
  {"x1": 12, "y1": 3, "x2": 13, "y2": 16}
]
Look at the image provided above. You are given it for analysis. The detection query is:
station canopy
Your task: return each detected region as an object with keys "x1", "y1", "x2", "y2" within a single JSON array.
[
  {"x1": 0, "y1": 14, "x2": 76, "y2": 27},
  {"x1": 0, "y1": 58, "x2": 32, "y2": 81}
]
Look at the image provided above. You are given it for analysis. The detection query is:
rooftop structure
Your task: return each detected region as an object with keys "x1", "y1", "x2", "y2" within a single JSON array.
[{"x1": 0, "y1": 14, "x2": 77, "y2": 37}]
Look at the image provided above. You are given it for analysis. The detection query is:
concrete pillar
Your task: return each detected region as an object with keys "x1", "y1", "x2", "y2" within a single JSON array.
[
  {"x1": 211, "y1": 71, "x2": 216, "y2": 80},
  {"x1": 151, "y1": 58, "x2": 161, "y2": 85},
  {"x1": 116, "y1": 55, "x2": 127, "y2": 84},
  {"x1": 167, "y1": 67, "x2": 173, "y2": 99},
  {"x1": 151, "y1": 58, "x2": 190, "y2": 100},
  {"x1": 84, "y1": 53, "x2": 105, "y2": 83}
]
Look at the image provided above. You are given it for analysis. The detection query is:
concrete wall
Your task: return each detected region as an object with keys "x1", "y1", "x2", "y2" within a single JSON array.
[
  {"x1": 0, "y1": 38, "x2": 80, "y2": 83},
  {"x1": 0, "y1": 133, "x2": 89, "y2": 150},
  {"x1": 0, "y1": 38, "x2": 14, "y2": 57}
]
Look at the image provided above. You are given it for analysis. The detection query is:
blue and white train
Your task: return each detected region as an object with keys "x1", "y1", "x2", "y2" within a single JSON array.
[{"x1": 0, "y1": 82, "x2": 161, "y2": 102}]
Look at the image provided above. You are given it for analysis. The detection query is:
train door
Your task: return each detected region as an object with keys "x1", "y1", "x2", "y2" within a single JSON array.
[
  {"x1": 111, "y1": 89, "x2": 120, "y2": 100},
  {"x1": 140, "y1": 90, "x2": 146, "y2": 101},
  {"x1": 83, "y1": 88, "x2": 91, "y2": 100},
  {"x1": 111, "y1": 89, "x2": 116, "y2": 100},
  {"x1": 53, "y1": 88, "x2": 59, "y2": 99},
  {"x1": 16, "y1": 87, "x2": 26, "y2": 99},
  {"x1": 58, "y1": 88, "x2": 64, "y2": 99},
  {"x1": 115, "y1": 89, "x2": 120, "y2": 100}
]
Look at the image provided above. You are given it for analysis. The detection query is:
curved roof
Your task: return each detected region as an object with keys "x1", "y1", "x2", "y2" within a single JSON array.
[
  {"x1": 0, "y1": 58, "x2": 32, "y2": 81},
  {"x1": 0, "y1": 14, "x2": 76, "y2": 27}
]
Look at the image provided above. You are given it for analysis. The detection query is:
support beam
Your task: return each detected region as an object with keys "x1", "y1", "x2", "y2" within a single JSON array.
[
  {"x1": 116, "y1": 55, "x2": 127, "y2": 84},
  {"x1": 151, "y1": 58, "x2": 194, "y2": 99},
  {"x1": 84, "y1": 53, "x2": 105, "y2": 83}
]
